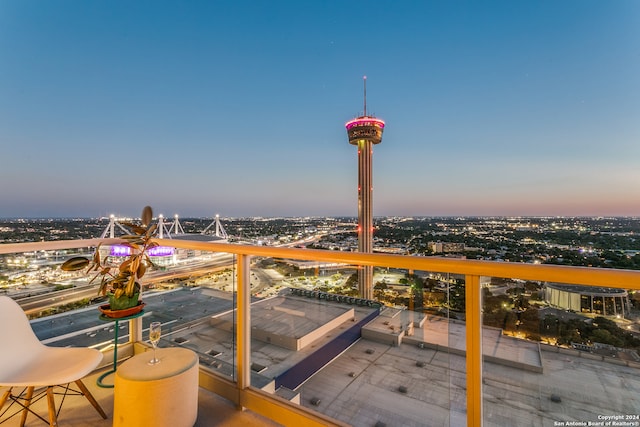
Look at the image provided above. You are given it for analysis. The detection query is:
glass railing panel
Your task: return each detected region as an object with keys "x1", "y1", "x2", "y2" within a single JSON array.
[
  {"x1": 141, "y1": 249, "x2": 238, "y2": 382},
  {"x1": 1, "y1": 244, "x2": 239, "y2": 384},
  {"x1": 481, "y1": 278, "x2": 640, "y2": 426},
  {"x1": 0, "y1": 247, "x2": 112, "y2": 348},
  {"x1": 245, "y1": 258, "x2": 459, "y2": 426},
  {"x1": 1, "y1": 248, "x2": 96, "y2": 308}
]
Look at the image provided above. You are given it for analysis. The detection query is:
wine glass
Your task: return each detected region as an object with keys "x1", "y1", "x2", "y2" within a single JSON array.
[{"x1": 148, "y1": 321, "x2": 161, "y2": 365}]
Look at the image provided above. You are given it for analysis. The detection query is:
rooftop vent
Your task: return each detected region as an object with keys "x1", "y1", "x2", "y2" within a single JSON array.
[
  {"x1": 251, "y1": 363, "x2": 266, "y2": 373},
  {"x1": 310, "y1": 397, "x2": 321, "y2": 406}
]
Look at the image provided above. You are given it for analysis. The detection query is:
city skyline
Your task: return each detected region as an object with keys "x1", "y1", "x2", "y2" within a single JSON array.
[{"x1": 1, "y1": 1, "x2": 639, "y2": 219}]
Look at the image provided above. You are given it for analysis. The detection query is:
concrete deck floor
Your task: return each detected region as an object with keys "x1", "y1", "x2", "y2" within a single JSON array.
[{"x1": 1, "y1": 368, "x2": 281, "y2": 427}]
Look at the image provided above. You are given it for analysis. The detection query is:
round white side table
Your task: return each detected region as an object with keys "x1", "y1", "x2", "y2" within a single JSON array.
[{"x1": 113, "y1": 347, "x2": 198, "y2": 427}]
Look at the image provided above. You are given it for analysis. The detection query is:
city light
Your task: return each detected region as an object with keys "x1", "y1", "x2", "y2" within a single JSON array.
[
  {"x1": 345, "y1": 118, "x2": 386, "y2": 130},
  {"x1": 110, "y1": 245, "x2": 174, "y2": 257},
  {"x1": 110, "y1": 245, "x2": 131, "y2": 257},
  {"x1": 148, "y1": 246, "x2": 175, "y2": 257}
]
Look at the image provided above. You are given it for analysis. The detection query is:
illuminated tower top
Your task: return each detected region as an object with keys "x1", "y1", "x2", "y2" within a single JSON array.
[{"x1": 345, "y1": 76, "x2": 385, "y2": 145}]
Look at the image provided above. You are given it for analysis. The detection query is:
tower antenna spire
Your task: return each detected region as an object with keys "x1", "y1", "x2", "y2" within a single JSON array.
[{"x1": 363, "y1": 75, "x2": 367, "y2": 116}]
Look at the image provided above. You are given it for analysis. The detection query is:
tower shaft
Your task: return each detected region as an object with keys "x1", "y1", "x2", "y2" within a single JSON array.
[
  {"x1": 357, "y1": 140, "x2": 374, "y2": 254},
  {"x1": 357, "y1": 140, "x2": 374, "y2": 300}
]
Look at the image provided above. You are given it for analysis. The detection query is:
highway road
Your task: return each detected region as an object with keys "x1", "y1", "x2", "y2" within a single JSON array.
[
  {"x1": 17, "y1": 254, "x2": 237, "y2": 315},
  {"x1": 14, "y1": 236, "x2": 316, "y2": 315}
]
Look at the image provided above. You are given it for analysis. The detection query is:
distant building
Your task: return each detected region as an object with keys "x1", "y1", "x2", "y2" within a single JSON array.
[
  {"x1": 100, "y1": 213, "x2": 228, "y2": 267},
  {"x1": 429, "y1": 242, "x2": 465, "y2": 254},
  {"x1": 544, "y1": 283, "x2": 631, "y2": 318}
]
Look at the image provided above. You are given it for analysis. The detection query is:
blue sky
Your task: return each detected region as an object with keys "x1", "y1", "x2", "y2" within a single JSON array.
[{"x1": 1, "y1": 1, "x2": 638, "y2": 218}]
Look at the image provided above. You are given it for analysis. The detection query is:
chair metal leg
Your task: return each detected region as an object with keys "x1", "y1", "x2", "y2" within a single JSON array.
[
  {"x1": 1, "y1": 381, "x2": 106, "y2": 426},
  {"x1": 0, "y1": 387, "x2": 50, "y2": 426},
  {"x1": 75, "y1": 380, "x2": 107, "y2": 419},
  {"x1": 19, "y1": 387, "x2": 34, "y2": 427},
  {"x1": 0, "y1": 388, "x2": 10, "y2": 412},
  {"x1": 46, "y1": 387, "x2": 57, "y2": 427},
  {"x1": 0, "y1": 389, "x2": 11, "y2": 422}
]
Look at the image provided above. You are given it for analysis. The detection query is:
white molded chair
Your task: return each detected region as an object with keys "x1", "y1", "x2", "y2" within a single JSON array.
[{"x1": 0, "y1": 296, "x2": 107, "y2": 426}]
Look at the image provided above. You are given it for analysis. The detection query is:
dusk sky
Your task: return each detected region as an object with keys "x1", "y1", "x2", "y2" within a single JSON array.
[{"x1": 1, "y1": 1, "x2": 638, "y2": 219}]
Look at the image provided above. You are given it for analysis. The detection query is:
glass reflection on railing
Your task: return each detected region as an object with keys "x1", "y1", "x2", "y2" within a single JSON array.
[
  {"x1": 1, "y1": 248, "x2": 96, "y2": 311},
  {"x1": 482, "y1": 278, "x2": 640, "y2": 426},
  {"x1": 133, "y1": 250, "x2": 239, "y2": 381},
  {"x1": 1, "y1": 247, "x2": 240, "y2": 386},
  {"x1": 243, "y1": 260, "x2": 460, "y2": 427},
  {"x1": 0, "y1": 248, "x2": 109, "y2": 348}
]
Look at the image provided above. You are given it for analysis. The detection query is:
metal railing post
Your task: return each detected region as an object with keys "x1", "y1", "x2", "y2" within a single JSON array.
[
  {"x1": 129, "y1": 317, "x2": 142, "y2": 343},
  {"x1": 465, "y1": 274, "x2": 483, "y2": 427},
  {"x1": 236, "y1": 254, "x2": 251, "y2": 392}
]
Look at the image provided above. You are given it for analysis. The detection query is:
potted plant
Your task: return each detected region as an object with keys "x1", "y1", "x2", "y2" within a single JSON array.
[{"x1": 61, "y1": 206, "x2": 158, "y2": 317}]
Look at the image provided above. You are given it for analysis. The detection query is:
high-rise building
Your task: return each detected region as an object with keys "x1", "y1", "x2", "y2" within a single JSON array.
[{"x1": 345, "y1": 76, "x2": 385, "y2": 299}]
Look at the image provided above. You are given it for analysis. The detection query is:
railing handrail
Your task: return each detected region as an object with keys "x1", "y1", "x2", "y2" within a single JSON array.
[
  {"x1": 1, "y1": 237, "x2": 639, "y2": 290},
  {"x1": 0, "y1": 238, "x2": 124, "y2": 253},
  {"x1": 156, "y1": 238, "x2": 640, "y2": 290}
]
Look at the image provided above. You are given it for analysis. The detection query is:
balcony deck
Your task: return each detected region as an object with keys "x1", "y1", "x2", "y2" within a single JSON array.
[{"x1": 2, "y1": 367, "x2": 281, "y2": 427}]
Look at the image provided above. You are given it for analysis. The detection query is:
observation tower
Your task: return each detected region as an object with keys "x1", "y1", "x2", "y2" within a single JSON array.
[{"x1": 345, "y1": 76, "x2": 385, "y2": 300}]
